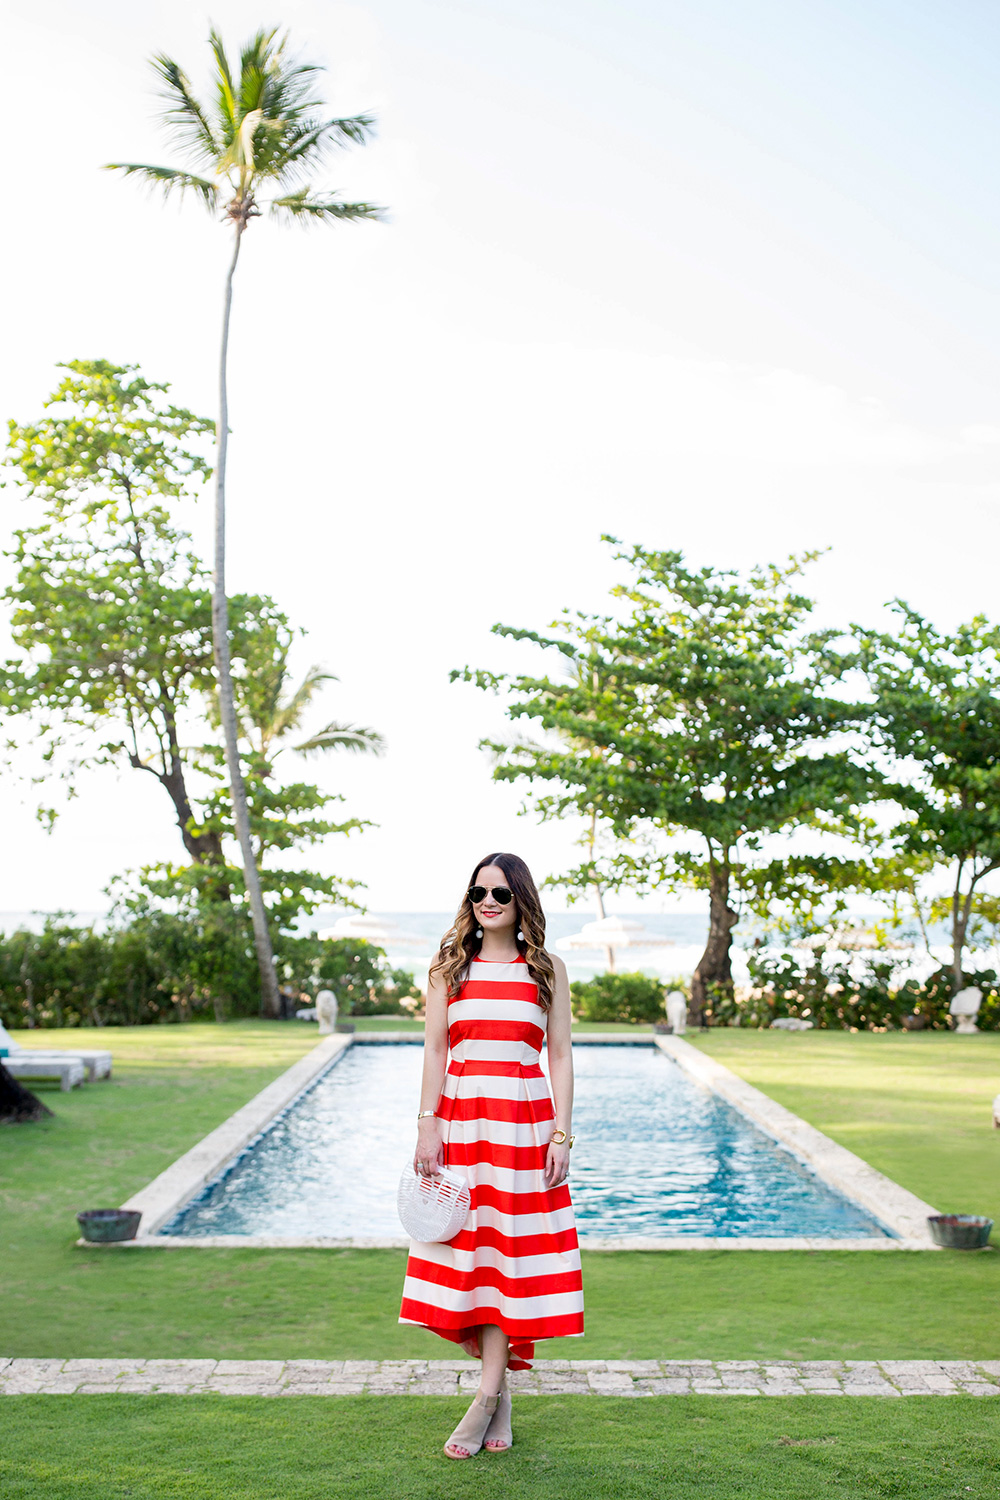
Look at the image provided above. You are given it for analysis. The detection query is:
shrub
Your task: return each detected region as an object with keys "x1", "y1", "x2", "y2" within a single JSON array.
[
  {"x1": 0, "y1": 917, "x2": 420, "y2": 1028},
  {"x1": 704, "y1": 943, "x2": 1000, "y2": 1030},
  {"x1": 570, "y1": 971, "x2": 666, "y2": 1025}
]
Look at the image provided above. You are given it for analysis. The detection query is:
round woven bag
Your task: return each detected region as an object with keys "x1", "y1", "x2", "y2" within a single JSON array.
[{"x1": 397, "y1": 1162, "x2": 471, "y2": 1243}]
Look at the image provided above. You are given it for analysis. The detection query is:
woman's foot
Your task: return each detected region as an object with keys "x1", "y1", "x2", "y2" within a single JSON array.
[
  {"x1": 483, "y1": 1382, "x2": 512, "y2": 1451},
  {"x1": 443, "y1": 1391, "x2": 500, "y2": 1459}
]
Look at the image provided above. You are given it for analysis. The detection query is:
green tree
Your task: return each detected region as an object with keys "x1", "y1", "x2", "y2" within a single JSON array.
[
  {"x1": 842, "y1": 606, "x2": 1000, "y2": 995},
  {"x1": 495, "y1": 653, "x2": 627, "y2": 970},
  {"x1": 462, "y1": 542, "x2": 871, "y2": 1023},
  {"x1": 107, "y1": 25, "x2": 384, "y2": 1018},
  {"x1": 2, "y1": 360, "x2": 221, "y2": 860}
]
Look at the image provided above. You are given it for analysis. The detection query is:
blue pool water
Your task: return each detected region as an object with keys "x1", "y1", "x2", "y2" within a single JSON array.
[{"x1": 162, "y1": 1044, "x2": 889, "y2": 1241}]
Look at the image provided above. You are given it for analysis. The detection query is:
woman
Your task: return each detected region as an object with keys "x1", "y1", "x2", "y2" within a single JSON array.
[{"x1": 399, "y1": 852, "x2": 584, "y2": 1458}]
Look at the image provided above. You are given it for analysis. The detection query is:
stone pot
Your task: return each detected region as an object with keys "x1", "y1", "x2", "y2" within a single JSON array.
[
  {"x1": 77, "y1": 1209, "x2": 142, "y2": 1243},
  {"x1": 927, "y1": 1214, "x2": 993, "y2": 1250}
]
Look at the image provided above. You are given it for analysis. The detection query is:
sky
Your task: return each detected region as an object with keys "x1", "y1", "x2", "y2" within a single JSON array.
[{"x1": 1, "y1": 0, "x2": 998, "y2": 915}]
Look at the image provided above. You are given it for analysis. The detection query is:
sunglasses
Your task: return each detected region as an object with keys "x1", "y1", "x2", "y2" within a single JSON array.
[{"x1": 468, "y1": 885, "x2": 513, "y2": 905}]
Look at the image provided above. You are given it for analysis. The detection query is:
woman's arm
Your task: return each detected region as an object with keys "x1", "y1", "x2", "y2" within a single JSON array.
[
  {"x1": 544, "y1": 954, "x2": 573, "y2": 1188},
  {"x1": 414, "y1": 964, "x2": 450, "y2": 1176}
]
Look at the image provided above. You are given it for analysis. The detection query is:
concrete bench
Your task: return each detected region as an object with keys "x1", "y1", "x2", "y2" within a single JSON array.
[
  {"x1": 17, "y1": 1049, "x2": 113, "y2": 1081},
  {"x1": 0, "y1": 1023, "x2": 112, "y2": 1082},
  {"x1": 4, "y1": 1054, "x2": 85, "y2": 1091}
]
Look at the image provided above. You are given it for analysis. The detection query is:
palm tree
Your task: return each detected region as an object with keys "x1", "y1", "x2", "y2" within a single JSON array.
[
  {"x1": 108, "y1": 28, "x2": 384, "y2": 1016},
  {"x1": 239, "y1": 658, "x2": 386, "y2": 766}
]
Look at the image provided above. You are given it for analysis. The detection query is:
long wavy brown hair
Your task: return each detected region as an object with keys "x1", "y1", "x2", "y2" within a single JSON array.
[{"x1": 430, "y1": 852, "x2": 556, "y2": 1011}]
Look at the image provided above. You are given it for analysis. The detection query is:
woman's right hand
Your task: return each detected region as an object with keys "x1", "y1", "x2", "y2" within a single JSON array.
[{"x1": 414, "y1": 1116, "x2": 445, "y2": 1177}]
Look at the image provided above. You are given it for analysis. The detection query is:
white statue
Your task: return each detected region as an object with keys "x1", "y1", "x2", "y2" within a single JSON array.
[
  {"x1": 771, "y1": 1017, "x2": 814, "y2": 1031},
  {"x1": 315, "y1": 989, "x2": 338, "y2": 1035},
  {"x1": 992, "y1": 1094, "x2": 1000, "y2": 1129},
  {"x1": 666, "y1": 990, "x2": 687, "y2": 1035},
  {"x1": 950, "y1": 986, "x2": 983, "y2": 1034}
]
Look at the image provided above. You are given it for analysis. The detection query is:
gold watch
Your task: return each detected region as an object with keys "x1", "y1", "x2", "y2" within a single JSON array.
[{"x1": 551, "y1": 1129, "x2": 575, "y2": 1148}]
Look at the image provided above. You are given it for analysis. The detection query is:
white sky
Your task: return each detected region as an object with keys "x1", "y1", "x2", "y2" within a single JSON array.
[{"x1": 1, "y1": 0, "x2": 998, "y2": 914}]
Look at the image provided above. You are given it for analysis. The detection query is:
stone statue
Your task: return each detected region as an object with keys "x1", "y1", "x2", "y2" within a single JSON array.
[
  {"x1": 949, "y1": 986, "x2": 983, "y2": 1034},
  {"x1": 666, "y1": 990, "x2": 687, "y2": 1035},
  {"x1": 315, "y1": 989, "x2": 338, "y2": 1035}
]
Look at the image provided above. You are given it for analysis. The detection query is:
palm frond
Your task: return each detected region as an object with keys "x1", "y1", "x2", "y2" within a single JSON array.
[
  {"x1": 218, "y1": 108, "x2": 264, "y2": 176},
  {"x1": 208, "y1": 27, "x2": 238, "y2": 140},
  {"x1": 321, "y1": 114, "x2": 377, "y2": 148},
  {"x1": 149, "y1": 53, "x2": 220, "y2": 162},
  {"x1": 294, "y1": 721, "x2": 386, "y2": 757},
  {"x1": 271, "y1": 189, "x2": 385, "y2": 224},
  {"x1": 104, "y1": 162, "x2": 218, "y2": 210},
  {"x1": 271, "y1": 666, "x2": 338, "y2": 738},
  {"x1": 270, "y1": 116, "x2": 377, "y2": 183}
]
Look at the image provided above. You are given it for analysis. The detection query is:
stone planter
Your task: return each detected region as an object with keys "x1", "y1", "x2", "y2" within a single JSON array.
[
  {"x1": 927, "y1": 1214, "x2": 993, "y2": 1250},
  {"x1": 77, "y1": 1208, "x2": 142, "y2": 1243}
]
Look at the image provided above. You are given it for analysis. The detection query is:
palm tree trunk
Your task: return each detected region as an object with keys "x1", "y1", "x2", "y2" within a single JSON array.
[{"x1": 213, "y1": 223, "x2": 281, "y2": 1020}]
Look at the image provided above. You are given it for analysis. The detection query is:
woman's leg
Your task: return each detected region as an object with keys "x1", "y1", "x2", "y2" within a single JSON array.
[{"x1": 479, "y1": 1323, "x2": 510, "y2": 1396}]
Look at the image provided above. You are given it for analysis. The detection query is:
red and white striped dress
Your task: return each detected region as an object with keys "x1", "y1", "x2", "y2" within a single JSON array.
[{"x1": 399, "y1": 954, "x2": 585, "y2": 1370}]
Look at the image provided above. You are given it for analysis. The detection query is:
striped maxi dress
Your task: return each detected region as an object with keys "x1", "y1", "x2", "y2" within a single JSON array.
[{"x1": 399, "y1": 954, "x2": 585, "y2": 1370}]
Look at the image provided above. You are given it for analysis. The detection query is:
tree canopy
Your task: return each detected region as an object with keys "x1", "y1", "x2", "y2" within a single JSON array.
[
  {"x1": 461, "y1": 541, "x2": 873, "y2": 1020},
  {"x1": 834, "y1": 604, "x2": 1000, "y2": 992}
]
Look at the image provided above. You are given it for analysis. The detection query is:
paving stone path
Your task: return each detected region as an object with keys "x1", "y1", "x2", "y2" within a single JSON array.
[{"x1": 3, "y1": 1357, "x2": 999, "y2": 1396}]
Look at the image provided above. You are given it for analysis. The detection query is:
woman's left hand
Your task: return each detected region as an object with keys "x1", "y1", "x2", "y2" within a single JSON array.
[{"x1": 544, "y1": 1141, "x2": 570, "y2": 1188}]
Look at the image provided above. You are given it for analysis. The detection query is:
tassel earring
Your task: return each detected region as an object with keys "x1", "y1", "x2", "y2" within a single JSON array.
[{"x1": 475, "y1": 927, "x2": 483, "y2": 939}]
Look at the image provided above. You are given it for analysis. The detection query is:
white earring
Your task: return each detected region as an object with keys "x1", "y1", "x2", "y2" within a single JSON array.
[
  {"x1": 517, "y1": 929, "x2": 525, "y2": 942},
  {"x1": 475, "y1": 927, "x2": 483, "y2": 939}
]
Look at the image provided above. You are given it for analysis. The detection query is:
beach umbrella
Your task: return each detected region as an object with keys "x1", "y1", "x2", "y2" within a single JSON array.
[
  {"x1": 317, "y1": 915, "x2": 426, "y2": 949},
  {"x1": 556, "y1": 915, "x2": 675, "y2": 973}
]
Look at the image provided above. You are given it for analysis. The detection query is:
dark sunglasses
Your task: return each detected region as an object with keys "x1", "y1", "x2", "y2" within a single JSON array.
[{"x1": 468, "y1": 885, "x2": 513, "y2": 905}]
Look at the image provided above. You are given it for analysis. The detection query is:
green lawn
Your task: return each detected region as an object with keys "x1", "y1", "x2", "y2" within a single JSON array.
[
  {"x1": 2, "y1": 1023, "x2": 1000, "y2": 1363},
  {"x1": 2, "y1": 1396, "x2": 999, "y2": 1499},
  {"x1": 690, "y1": 1029, "x2": 1000, "y2": 1227}
]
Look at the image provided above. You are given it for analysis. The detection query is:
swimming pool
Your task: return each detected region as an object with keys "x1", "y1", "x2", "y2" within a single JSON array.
[{"x1": 160, "y1": 1043, "x2": 889, "y2": 1242}]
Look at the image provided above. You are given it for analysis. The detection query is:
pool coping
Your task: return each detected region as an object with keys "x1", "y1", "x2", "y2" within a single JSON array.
[{"x1": 83, "y1": 1031, "x2": 939, "y2": 1251}]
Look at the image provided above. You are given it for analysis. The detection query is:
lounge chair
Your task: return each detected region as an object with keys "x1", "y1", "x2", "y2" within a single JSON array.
[
  {"x1": 3, "y1": 1053, "x2": 85, "y2": 1091},
  {"x1": 0, "y1": 1023, "x2": 112, "y2": 1082}
]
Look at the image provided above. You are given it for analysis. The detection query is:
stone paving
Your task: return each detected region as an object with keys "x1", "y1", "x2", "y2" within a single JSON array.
[{"x1": 2, "y1": 1357, "x2": 999, "y2": 1396}]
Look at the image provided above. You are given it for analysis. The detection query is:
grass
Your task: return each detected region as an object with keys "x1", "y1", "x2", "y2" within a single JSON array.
[
  {"x1": 3, "y1": 1023, "x2": 1000, "y2": 1363},
  {"x1": 2, "y1": 1396, "x2": 999, "y2": 1499},
  {"x1": 690, "y1": 1029, "x2": 1000, "y2": 1227}
]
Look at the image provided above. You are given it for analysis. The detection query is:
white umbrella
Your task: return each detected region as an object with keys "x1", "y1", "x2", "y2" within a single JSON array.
[
  {"x1": 316, "y1": 915, "x2": 426, "y2": 949},
  {"x1": 556, "y1": 915, "x2": 675, "y2": 973}
]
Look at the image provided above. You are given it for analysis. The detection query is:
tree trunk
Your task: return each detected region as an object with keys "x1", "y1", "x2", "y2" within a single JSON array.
[
  {"x1": 132, "y1": 752, "x2": 226, "y2": 867},
  {"x1": 592, "y1": 882, "x2": 615, "y2": 972},
  {"x1": 0, "y1": 1063, "x2": 53, "y2": 1123},
  {"x1": 689, "y1": 863, "x2": 738, "y2": 1027},
  {"x1": 951, "y1": 865, "x2": 965, "y2": 997},
  {"x1": 213, "y1": 224, "x2": 281, "y2": 1019}
]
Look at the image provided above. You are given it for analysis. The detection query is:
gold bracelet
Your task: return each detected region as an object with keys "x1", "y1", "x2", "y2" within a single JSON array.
[
  {"x1": 551, "y1": 1129, "x2": 575, "y2": 1147},
  {"x1": 416, "y1": 1110, "x2": 437, "y2": 1120}
]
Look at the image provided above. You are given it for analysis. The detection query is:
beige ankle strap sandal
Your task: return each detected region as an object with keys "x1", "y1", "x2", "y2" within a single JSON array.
[
  {"x1": 483, "y1": 1384, "x2": 513, "y2": 1452},
  {"x1": 443, "y1": 1391, "x2": 501, "y2": 1460}
]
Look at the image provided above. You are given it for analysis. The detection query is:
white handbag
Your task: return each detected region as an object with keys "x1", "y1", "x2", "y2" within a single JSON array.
[{"x1": 397, "y1": 1162, "x2": 471, "y2": 1243}]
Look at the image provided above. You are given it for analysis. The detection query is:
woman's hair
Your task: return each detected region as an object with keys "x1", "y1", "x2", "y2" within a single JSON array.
[{"x1": 430, "y1": 851, "x2": 556, "y2": 1011}]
